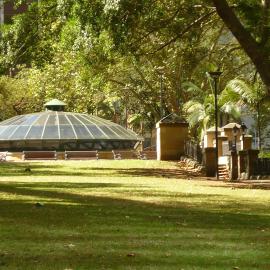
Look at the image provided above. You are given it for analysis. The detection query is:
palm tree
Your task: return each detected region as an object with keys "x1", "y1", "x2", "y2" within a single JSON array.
[
  {"x1": 223, "y1": 79, "x2": 270, "y2": 149},
  {"x1": 182, "y1": 81, "x2": 240, "y2": 141}
]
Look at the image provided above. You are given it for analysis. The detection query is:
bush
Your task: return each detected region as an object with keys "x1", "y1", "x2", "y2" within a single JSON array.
[{"x1": 258, "y1": 151, "x2": 270, "y2": 158}]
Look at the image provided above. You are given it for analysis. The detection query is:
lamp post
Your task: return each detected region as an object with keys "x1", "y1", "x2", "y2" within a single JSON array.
[
  {"x1": 160, "y1": 73, "x2": 164, "y2": 118},
  {"x1": 124, "y1": 87, "x2": 129, "y2": 129},
  {"x1": 232, "y1": 124, "x2": 238, "y2": 152},
  {"x1": 241, "y1": 122, "x2": 247, "y2": 150},
  {"x1": 208, "y1": 71, "x2": 222, "y2": 180}
]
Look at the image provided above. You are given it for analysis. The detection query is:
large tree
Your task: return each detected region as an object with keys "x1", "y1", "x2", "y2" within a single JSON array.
[
  {"x1": 212, "y1": 0, "x2": 270, "y2": 94},
  {"x1": 0, "y1": 0, "x2": 264, "y2": 132}
]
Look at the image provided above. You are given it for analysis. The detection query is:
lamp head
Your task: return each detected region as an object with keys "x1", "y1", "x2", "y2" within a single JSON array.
[
  {"x1": 232, "y1": 124, "x2": 238, "y2": 136},
  {"x1": 208, "y1": 71, "x2": 222, "y2": 79},
  {"x1": 241, "y1": 122, "x2": 247, "y2": 135}
]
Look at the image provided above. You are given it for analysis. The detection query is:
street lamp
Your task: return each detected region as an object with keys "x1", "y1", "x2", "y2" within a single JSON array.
[
  {"x1": 241, "y1": 122, "x2": 247, "y2": 150},
  {"x1": 208, "y1": 71, "x2": 222, "y2": 180}
]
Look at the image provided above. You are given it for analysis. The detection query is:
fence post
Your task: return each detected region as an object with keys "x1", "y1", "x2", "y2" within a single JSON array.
[
  {"x1": 230, "y1": 151, "x2": 238, "y2": 181},
  {"x1": 197, "y1": 144, "x2": 202, "y2": 163},
  {"x1": 246, "y1": 150, "x2": 259, "y2": 179},
  {"x1": 203, "y1": 147, "x2": 216, "y2": 177},
  {"x1": 238, "y1": 150, "x2": 247, "y2": 179}
]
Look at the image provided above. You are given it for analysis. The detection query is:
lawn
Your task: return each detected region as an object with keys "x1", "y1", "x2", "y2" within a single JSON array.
[{"x1": 0, "y1": 160, "x2": 269, "y2": 270}]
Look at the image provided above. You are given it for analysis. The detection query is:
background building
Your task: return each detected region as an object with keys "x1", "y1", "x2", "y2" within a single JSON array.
[{"x1": 0, "y1": 0, "x2": 31, "y2": 24}]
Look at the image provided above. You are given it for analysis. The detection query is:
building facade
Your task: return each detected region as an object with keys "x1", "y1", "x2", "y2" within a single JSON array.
[
  {"x1": 0, "y1": 0, "x2": 4, "y2": 24},
  {"x1": 0, "y1": 0, "x2": 31, "y2": 24}
]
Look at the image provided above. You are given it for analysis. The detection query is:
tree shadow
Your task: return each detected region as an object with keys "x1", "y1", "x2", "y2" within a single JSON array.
[
  {"x1": 0, "y1": 162, "x2": 200, "y2": 179},
  {"x1": 0, "y1": 181, "x2": 269, "y2": 269},
  {"x1": 0, "y1": 181, "x2": 269, "y2": 229}
]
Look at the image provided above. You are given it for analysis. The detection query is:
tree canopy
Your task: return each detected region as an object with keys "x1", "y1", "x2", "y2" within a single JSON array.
[{"x1": 0, "y1": 0, "x2": 269, "y2": 143}]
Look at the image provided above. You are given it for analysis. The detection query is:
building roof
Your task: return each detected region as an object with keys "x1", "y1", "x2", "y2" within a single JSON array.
[
  {"x1": 222, "y1": 122, "x2": 241, "y2": 129},
  {"x1": 0, "y1": 111, "x2": 139, "y2": 141},
  {"x1": 44, "y1": 99, "x2": 67, "y2": 107},
  {"x1": 159, "y1": 113, "x2": 187, "y2": 124},
  {"x1": 206, "y1": 126, "x2": 223, "y2": 132}
]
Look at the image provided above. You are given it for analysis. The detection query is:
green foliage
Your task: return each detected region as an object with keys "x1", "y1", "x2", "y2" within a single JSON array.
[
  {"x1": 224, "y1": 79, "x2": 266, "y2": 107},
  {"x1": 0, "y1": 0, "x2": 267, "y2": 137},
  {"x1": 236, "y1": 0, "x2": 265, "y2": 39},
  {"x1": 259, "y1": 151, "x2": 270, "y2": 158},
  {"x1": 0, "y1": 75, "x2": 35, "y2": 120},
  {"x1": 182, "y1": 78, "x2": 243, "y2": 140},
  {"x1": 223, "y1": 78, "x2": 270, "y2": 148},
  {"x1": 16, "y1": 52, "x2": 110, "y2": 115},
  {"x1": 0, "y1": 1, "x2": 68, "y2": 70}
]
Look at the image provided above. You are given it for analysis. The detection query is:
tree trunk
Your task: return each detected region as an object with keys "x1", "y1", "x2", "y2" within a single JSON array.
[{"x1": 212, "y1": 0, "x2": 270, "y2": 94}]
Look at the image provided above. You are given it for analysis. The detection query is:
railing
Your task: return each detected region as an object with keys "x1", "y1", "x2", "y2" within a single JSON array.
[
  {"x1": 254, "y1": 158, "x2": 270, "y2": 175},
  {"x1": 185, "y1": 140, "x2": 203, "y2": 164}
]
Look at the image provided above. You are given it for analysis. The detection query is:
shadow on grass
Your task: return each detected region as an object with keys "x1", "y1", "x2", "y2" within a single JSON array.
[
  {"x1": 0, "y1": 181, "x2": 269, "y2": 270},
  {"x1": 1, "y1": 162, "x2": 270, "y2": 193},
  {"x1": 0, "y1": 181, "x2": 269, "y2": 229},
  {"x1": 0, "y1": 161, "x2": 199, "y2": 179}
]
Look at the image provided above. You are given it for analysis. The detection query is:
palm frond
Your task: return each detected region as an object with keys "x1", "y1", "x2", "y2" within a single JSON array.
[
  {"x1": 220, "y1": 102, "x2": 241, "y2": 119},
  {"x1": 183, "y1": 100, "x2": 203, "y2": 113},
  {"x1": 183, "y1": 100, "x2": 205, "y2": 128},
  {"x1": 224, "y1": 79, "x2": 256, "y2": 104},
  {"x1": 219, "y1": 87, "x2": 240, "y2": 105},
  {"x1": 182, "y1": 81, "x2": 205, "y2": 100}
]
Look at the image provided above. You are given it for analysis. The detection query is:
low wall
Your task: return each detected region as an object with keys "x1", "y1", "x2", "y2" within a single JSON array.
[{"x1": 6, "y1": 152, "x2": 66, "y2": 161}]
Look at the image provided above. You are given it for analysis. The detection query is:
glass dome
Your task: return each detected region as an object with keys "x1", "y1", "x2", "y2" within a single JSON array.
[{"x1": 0, "y1": 108, "x2": 140, "y2": 151}]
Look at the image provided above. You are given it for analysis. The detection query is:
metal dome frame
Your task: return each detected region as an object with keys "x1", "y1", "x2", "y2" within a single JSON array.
[{"x1": 0, "y1": 110, "x2": 140, "y2": 151}]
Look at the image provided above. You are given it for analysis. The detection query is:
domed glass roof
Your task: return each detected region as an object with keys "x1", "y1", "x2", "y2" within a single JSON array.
[
  {"x1": 0, "y1": 102, "x2": 140, "y2": 151},
  {"x1": 0, "y1": 111, "x2": 138, "y2": 141}
]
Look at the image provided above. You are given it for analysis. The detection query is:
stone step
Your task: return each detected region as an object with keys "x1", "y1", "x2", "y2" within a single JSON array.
[
  {"x1": 219, "y1": 172, "x2": 229, "y2": 176},
  {"x1": 218, "y1": 165, "x2": 230, "y2": 180}
]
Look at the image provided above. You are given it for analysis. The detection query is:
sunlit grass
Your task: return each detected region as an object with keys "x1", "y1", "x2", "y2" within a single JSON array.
[{"x1": 0, "y1": 160, "x2": 269, "y2": 270}]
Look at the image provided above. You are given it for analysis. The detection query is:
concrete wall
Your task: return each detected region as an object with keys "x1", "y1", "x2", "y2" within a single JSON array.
[
  {"x1": 223, "y1": 128, "x2": 241, "y2": 142},
  {"x1": 156, "y1": 122, "x2": 188, "y2": 160},
  {"x1": 204, "y1": 132, "x2": 214, "y2": 147},
  {"x1": 241, "y1": 135, "x2": 252, "y2": 150}
]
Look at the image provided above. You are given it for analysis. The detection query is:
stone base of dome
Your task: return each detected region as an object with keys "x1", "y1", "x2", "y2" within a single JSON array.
[
  {"x1": 0, "y1": 139, "x2": 137, "y2": 152},
  {"x1": 5, "y1": 151, "x2": 124, "y2": 161}
]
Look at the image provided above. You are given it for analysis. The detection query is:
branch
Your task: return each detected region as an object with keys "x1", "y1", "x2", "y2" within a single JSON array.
[
  {"x1": 131, "y1": 7, "x2": 181, "y2": 46},
  {"x1": 133, "y1": 64, "x2": 156, "y2": 92},
  {"x1": 10, "y1": 3, "x2": 58, "y2": 66},
  {"x1": 212, "y1": 0, "x2": 270, "y2": 91},
  {"x1": 220, "y1": 45, "x2": 242, "y2": 62},
  {"x1": 147, "y1": 10, "x2": 216, "y2": 55},
  {"x1": 107, "y1": 78, "x2": 126, "y2": 87},
  {"x1": 108, "y1": 78, "x2": 159, "y2": 117},
  {"x1": 208, "y1": 24, "x2": 225, "y2": 61}
]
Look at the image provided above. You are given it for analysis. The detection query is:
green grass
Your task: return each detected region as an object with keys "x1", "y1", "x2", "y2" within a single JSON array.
[{"x1": 0, "y1": 160, "x2": 269, "y2": 270}]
